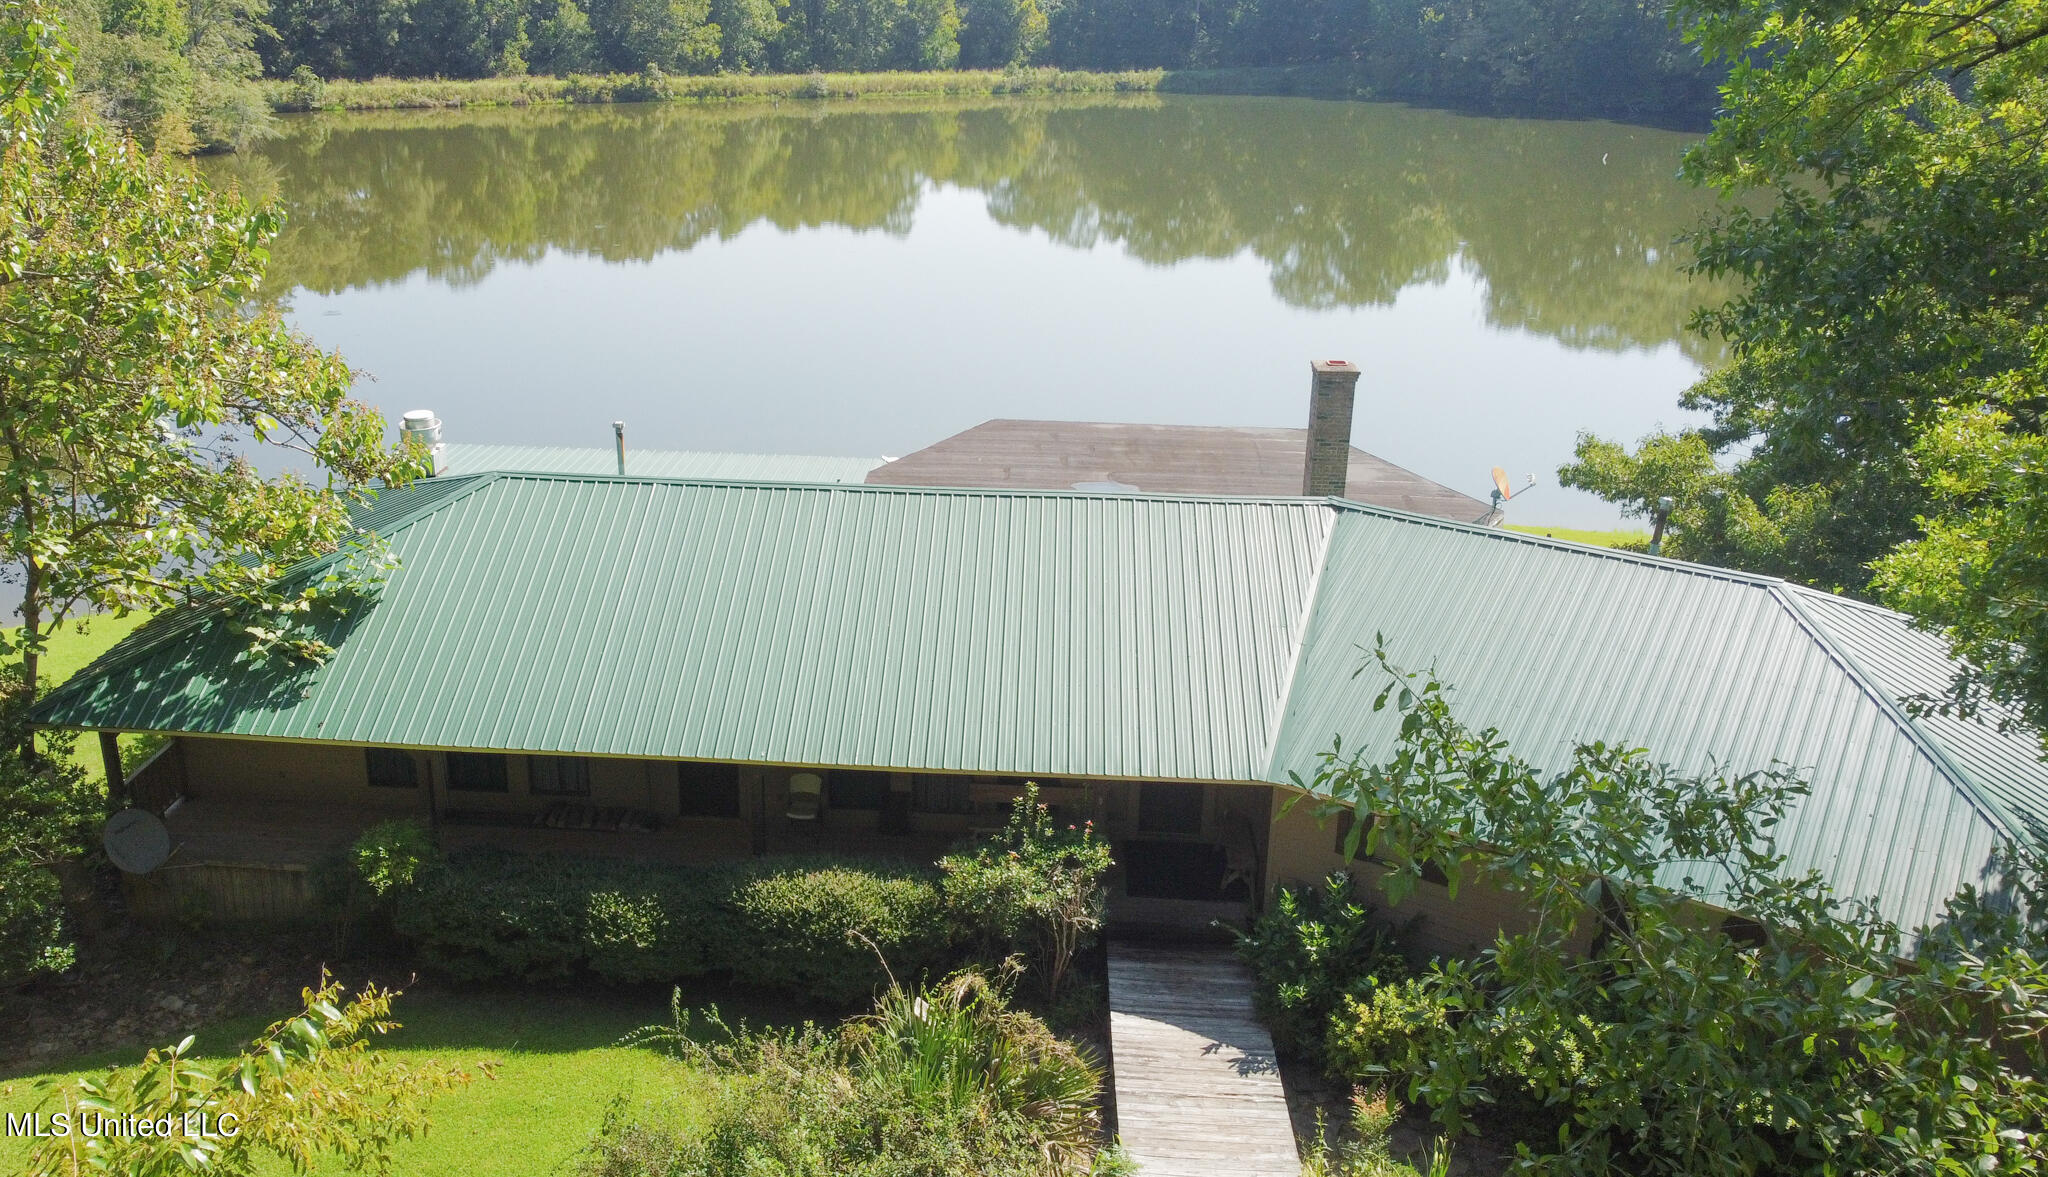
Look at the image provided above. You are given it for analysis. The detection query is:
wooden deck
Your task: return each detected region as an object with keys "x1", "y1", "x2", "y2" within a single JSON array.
[{"x1": 1107, "y1": 943, "x2": 1301, "y2": 1177}]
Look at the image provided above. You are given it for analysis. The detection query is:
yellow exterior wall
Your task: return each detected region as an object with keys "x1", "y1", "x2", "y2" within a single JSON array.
[
  {"x1": 1265, "y1": 789, "x2": 1543, "y2": 961},
  {"x1": 181, "y1": 736, "x2": 429, "y2": 815}
]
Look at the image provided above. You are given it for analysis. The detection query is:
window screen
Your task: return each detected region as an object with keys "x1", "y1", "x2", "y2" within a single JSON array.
[
  {"x1": 530, "y1": 755, "x2": 591, "y2": 797},
  {"x1": 1138, "y1": 783, "x2": 1204, "y2": 835},
  {"x1": 826, "y1": 769, "x2": 890, "y2": 811},
  {"x1": 677, "y1": 761, "x2": 741, "y2": 818},
  {"x1": 445, "y1": 752, "x2": 508, "y2": 793},
  {"x1": 365, "y1": 748, "x2": 418, "y2": 789}
]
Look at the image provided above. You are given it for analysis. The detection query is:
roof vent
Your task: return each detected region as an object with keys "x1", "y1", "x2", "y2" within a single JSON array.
[{"x1": 400, "y1": 410, "x2": 445, "y2": 476}]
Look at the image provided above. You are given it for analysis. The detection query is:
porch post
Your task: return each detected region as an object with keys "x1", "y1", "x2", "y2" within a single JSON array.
[{"x1": 99, "y1": 731, "x2": 126, "y2": 814}]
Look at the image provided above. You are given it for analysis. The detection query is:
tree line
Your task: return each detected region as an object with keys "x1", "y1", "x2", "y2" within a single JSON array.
[
  {"x1": 60, "y1": 0, "x2": 1717, "y2": 150},
  {"x1": 260, "y1": 0, "x2": 1713, "y2": 115}
]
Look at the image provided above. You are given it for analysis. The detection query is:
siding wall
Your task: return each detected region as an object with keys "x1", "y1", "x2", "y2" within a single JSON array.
[{"x1": 183, "y1": 736, "x2": 429, "y2": 815}]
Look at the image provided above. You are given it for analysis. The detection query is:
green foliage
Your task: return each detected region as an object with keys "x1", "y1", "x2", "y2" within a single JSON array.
[
  {"x1": 1300, "y1": 1090, "x2": 1435, "y2": 1177},
  {"x1": 1, "y1": 3, "x2": 418, "y2": 727},
  {"x1": 22, "y1": 978, "x2": 476, "y2": 1176},
  {"x1": 1294, "y1": 647, "x2": 2048, "y2": 1176},
  {"x1": 1566, "y1": 0, "x2": 2048, "y2": 673},
  {"x1": 392, "y1": 849, "x2": 947, "y2": 1006},
  {"x1": 1873, "y1": 404, "x2": 2048, "y2": 737},
  {"x1": 1233, "y1": 871, "x2": 1408, "y2": 1065},
  {"x1": 848, "y1": 967, "x2": 1101, "y2": 1163},
  {"x1": 350, "y1": 819, "x2": 440, "y2": 898},
  {"x1": 938, "y1": 782, "x2": 1112, "y2": 997},
  {"x1": 0, "y1": 672, "x2": 98, "y2": 991},
  {"x1": 726, "y1": 861, "x2": 949, "y2": 1006},
  {"x1": 253, "y1": 0, "x2": 1714, "y2": 122},
  {"x1": 1323, "y1": 976, "x2": 1455, "y2": 1087},
  {"x1": 63, "y1": 0, "x2": 274, "y2": 150},
  {"x1": 0, "y1": 855, "x2": 73, "y2": 988},
  {"x1": 586, "y1": 969, "x2": 1102, "y2": 1177}
]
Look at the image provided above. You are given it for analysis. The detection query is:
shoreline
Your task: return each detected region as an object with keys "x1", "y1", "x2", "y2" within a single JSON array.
[
  {"x1": 267, "y1": 66, "x2": 1713, "y2": 130},
  {"x1": 268, "y1": 68, "x2": 1169, "y2": 114}
]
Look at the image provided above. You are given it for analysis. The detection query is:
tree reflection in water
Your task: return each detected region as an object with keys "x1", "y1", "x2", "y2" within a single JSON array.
[{"x1": 203, "y1": 95, "x2": 1731, "y2": 364}]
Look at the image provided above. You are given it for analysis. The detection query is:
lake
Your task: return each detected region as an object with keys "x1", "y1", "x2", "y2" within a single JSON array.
[{"x1": 202, "y1": 94, "x2": 1730, "y2": 528}]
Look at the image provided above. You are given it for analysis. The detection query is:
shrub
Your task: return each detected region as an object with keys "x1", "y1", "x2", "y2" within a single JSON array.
[
  {"x1": 587, "y1": 969, "x2": 1102, "y2": 1177},
  {"x1": 939, "y1": 783, "x2": 1112, "y2": 997},
  {"x1": 1234, "y1": 871, "x2": 1409, "y2": 1065},
  {"x1": 22, "y1": 978, "x2": 474, "y2": 1176},
  {"x1": 717, "y1": 860, "x2": 947, "y2": 1007},
  {"x1": 0, "y1": 856, "x2": 70, "y2": 987},
  {"x1": 848, "y1": 968, "x2": 1101, "y2": 1165},
  {"x1": 1301, "y1": 1089, "x2": 1440, "y2": 1177},
  {"x1": 391, "y1": 849, "x2": 945, "y2": 1005},
  {"x1": 1296, "y1": 647, "x2": 2048, "y2": 1176},
  {"x1": 1324, "y1": 975, "x2": 1455, "y2": 1084}
]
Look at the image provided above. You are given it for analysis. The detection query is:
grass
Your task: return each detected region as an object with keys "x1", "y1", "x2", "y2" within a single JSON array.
[
  {"x1": 1506, "y1": 524, "x2": 1650, "y2": 550},
  {"x1": 4, "y1": 611, "x2": 157, "y2": 782},
  {"x1": 272, "y1": 67, "x2": 1167, "y2": 113},
  {"x1": 0, "y1": 985, "x2": 712, "y2": 1177}
]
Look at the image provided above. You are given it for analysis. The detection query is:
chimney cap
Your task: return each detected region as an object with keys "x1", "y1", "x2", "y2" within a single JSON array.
[{"x1": 1312, "y1": 359, "x2": 1359, "y2": 375}]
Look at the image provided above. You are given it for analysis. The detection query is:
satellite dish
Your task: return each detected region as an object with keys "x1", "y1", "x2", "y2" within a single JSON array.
[
  {"x1": 103, "y1": 808, "x2": 172, "y2": 874},
  {"x1": 1492, "y1": 466, "x2": 1513, "y2": 501}
]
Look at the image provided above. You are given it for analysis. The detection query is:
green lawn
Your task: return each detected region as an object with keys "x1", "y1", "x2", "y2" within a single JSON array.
[
  {"x1": 5, "y1": 611, "x2": 156, "y2": 781},
  {"x1": 1506, "y1": 524, "x2": 1650, "y2": 549},
  {"x1": 0, "y1": 986, "x2": 709, "y2": 1177}
]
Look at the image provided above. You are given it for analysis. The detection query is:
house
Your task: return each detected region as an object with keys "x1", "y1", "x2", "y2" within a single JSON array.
[
  {"x1": 429, "y1": 360, "x2": 1495, "y2": 524},
  {"x1": 32, "y1": 406, "x2": 2047, "y2": 953},
  {"x1": 865, "y1": 419, "x2": 1493, "y2": 522}
]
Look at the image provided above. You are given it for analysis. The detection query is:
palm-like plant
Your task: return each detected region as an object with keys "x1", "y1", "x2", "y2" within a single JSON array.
[{"x1": 850, "y1": 966, "x2": 1102, "y2": 1166}]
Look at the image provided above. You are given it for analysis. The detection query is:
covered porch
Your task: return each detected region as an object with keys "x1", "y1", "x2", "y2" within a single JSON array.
[{"x1": 111, "y1": 734, "x2": 1277, "y2": 929}]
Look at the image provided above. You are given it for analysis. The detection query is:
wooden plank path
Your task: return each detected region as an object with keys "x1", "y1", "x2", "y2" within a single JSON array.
[{"x1": 1107, "y1": 943, "x2": 1301, "y2": 1177}]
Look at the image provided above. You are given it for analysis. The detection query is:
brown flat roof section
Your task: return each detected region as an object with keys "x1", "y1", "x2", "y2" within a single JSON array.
[{"x1": 866, "y1": 419, "x2": 1494, "y2": 522}]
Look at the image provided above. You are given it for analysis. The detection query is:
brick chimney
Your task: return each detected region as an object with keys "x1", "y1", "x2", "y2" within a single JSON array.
[{"x1": 1302, "y1": 360, "x2": 1360, "y2": 497}]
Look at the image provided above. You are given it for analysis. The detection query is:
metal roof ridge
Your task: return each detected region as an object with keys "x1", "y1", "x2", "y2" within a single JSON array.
[
  {"x1": 1258, "y1": 507, "x2": 1344, "y2": 786},
  {"x1": 31, "y1": 474, "x2": 503, "y2": 721},
  {"x1": 1321, "y1": 496, "x2": 1790, "y2": 588},
  {"x1": 473, "y1": 468, "x2": 1341, "y2": 506},
  {"x1": 1769, "y1": 582, "x2": 2028, "y2": 847},
  {"x1": 1776, "y1": 580, "x2": 1921, "y2": 624}
]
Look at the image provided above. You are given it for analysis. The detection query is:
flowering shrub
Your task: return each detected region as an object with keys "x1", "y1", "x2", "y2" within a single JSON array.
[{"x1": 939, "y1": 784, "x2": 1113, "y2": 997}]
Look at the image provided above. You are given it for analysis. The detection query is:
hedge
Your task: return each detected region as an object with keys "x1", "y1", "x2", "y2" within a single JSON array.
[{"x1": 392, "y1": 849, "x2": 947, "y2": 1007}]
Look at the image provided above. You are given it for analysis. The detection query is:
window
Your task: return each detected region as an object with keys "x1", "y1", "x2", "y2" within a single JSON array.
[
  {"x1": 446, "y1": 752, "x2": 508, "y2": 793},
  {"x1": 911, "y1": 775, "x2": 973, "y2": 815},
  {"x1": 530, "y1": 755, "x2": 591, "y2": 797},
  {"x1": 1138, "y1": 782, "x2": 1204, "y2": 835},
  {"x1": 677, "y1": 761, "x2": 741, "y2": 818},
  {"x1": 826, "y1": 769, "x2": 890, "y2": 811},
  {"x1": 365, "y1": 747, "x2": 418, "y2": 789}
]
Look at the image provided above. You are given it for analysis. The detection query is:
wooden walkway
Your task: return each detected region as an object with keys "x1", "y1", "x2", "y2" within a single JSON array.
[{"x1": 1106, "y1": 943, "x2": 1301, "y2": 1177}]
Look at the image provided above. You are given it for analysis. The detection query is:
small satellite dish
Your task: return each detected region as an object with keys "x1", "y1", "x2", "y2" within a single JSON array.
[
  {"x1": 103, "y1": 808, "x2": 172, "y2": 874},
  {"x1": 1492, "y1": 467, "x2": 1514, "y2": 502}
]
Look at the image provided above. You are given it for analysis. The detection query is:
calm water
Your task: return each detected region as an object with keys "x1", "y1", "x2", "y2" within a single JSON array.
[{"x1": 202, "y1": 95, "x2": 1730, "y2": 527}]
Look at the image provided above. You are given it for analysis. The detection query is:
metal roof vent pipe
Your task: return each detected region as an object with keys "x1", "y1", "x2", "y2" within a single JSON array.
[
  {"x1": 614, "y1": 421, "x2": 626, "y2": 475},
  {"x1": 400, "y1": 410, "x2": 445, "y2": 476},
  {"x1": 1303, "y1": 360, "x2": 1360, "y2": 497}
]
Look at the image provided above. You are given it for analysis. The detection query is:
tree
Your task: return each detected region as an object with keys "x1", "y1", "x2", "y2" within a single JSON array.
[
  {"x1": 1873, "y1": 405, "x2": 2048, "y2": 735},
  {"x1": 24, "y1": 978, "x2": 478, "y2": 1176},
  {"x1": 1565, "y1": 0, "x2": 2048, "y2": 620},
  {"x1": 0, "y1": 2, "x2": 419, "y2": 770},
  {"x1": 1297, "y1": 647, "x2": 2048, "y2": 1175}
]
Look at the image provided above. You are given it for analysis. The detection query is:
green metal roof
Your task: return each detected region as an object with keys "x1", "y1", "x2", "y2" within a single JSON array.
[
  {"x1": 439, "y1": 443, "x2": 883, "y2": 483},
  {"x1": 33, "y1": 472, "x2": 2046, "y2": 934}
]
